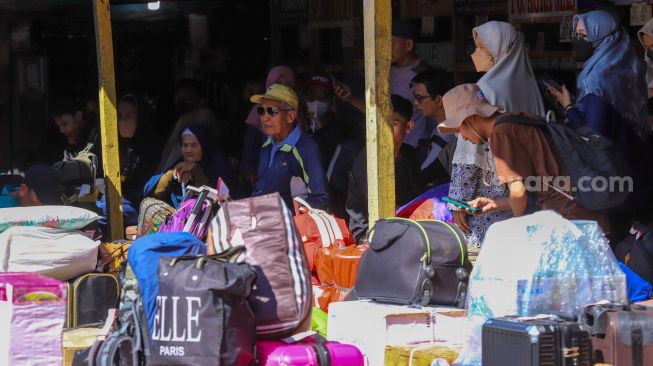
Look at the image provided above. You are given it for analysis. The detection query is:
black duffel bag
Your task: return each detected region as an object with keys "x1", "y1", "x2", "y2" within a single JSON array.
[
  {"x1": 149, "y1": 247, "x2": 257, "y2": 366},
  {"x1": 354, "y1": 218, "x2": 471, "y2": 307}
]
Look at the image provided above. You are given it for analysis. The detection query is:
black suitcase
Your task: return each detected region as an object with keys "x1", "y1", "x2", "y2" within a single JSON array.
[
  {"x1": 483, "y1": 316, "x2": 593, "y2": 366},
  {"x1": 66, "y1": 273, "x2": 120, "y2": 328},
  {"x1": 354, "y1": 218, "x2": 471, "y2": 306}
]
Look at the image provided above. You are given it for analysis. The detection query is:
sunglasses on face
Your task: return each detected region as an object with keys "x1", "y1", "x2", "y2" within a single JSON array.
[{"x1": 256, "y1": 106, "x2": 293, "y2": 117}]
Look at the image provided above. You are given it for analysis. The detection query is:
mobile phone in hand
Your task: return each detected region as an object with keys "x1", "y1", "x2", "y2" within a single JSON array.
[
  {"x1": 442, "y1": 196, "x2": 479, "y2": 213},
  {"x1": 539, "y1": 74, "x2": 562, "y2": 93}
]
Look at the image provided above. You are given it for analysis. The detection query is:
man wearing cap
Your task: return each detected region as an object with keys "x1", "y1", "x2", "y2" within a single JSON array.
[
  {"x1": 437, "y1": 84, "x2": 608, "y2": 232},
  {"x1": 334, "y1": 18, "x2": 432, "y2": 147},
  {"x1": 0, "y1": 164, "x2": 63, "y2": 208},
  {"x1": 250, "y1": 84, "x2": 330, "y2": 211}
]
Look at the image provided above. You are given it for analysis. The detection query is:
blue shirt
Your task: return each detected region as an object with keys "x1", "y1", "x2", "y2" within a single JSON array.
[
  {"x1": 266, "y1": 124, "x2": 302, "y2": 167},
  {"x1": 253, "y1": 125, "x2": 330, "y2": 211}
]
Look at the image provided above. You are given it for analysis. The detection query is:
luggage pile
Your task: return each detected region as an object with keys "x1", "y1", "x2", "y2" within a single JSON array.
[
  {"x1": 455, "y1": 211, "x2": 647, "y2": 366},
  {"x1": 2, "y1": 185, "x2": 652, "y2": 366}
]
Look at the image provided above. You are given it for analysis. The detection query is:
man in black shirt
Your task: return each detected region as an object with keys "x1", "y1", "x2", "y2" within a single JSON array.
[{"x1": 346, "y1": 95, "x2": 423, "y2": 242}]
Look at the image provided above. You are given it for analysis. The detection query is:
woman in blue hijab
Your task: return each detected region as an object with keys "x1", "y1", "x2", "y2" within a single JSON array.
[
  {"x1": 549, "y1": 10, "x2": 652, "y2": 217},
  {"x1": 144, "y1": 123, "x2": 241, "y2": 207}
]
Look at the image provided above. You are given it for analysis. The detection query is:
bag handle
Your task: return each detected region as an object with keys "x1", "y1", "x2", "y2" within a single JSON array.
[
  {"x1": 197, "y1": 246, "x2": 247, "y2": 268},
  {"x1": 368, "y1": 220, "x2": 410, "y2": 251},
  {"x1": 293, "y1": 196, "x2": 313, "y2": 214},
  {"x1": 168, "y1": 246, "x2": 246, "y2": 269}
]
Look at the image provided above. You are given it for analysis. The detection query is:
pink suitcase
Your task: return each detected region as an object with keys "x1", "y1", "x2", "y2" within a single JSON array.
[
  {"x1": 257, "y1": 339, "x2": 365, "y2": 366},
  {"x1": 0, "y1": 272, "x2": 67, "y2": 366}
]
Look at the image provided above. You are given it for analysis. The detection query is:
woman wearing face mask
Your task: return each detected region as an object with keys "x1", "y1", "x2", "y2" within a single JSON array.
[
  {"x1": 638, "y1": 19, "x2": 653, "y2": 98},
  {"x1": 449, "y1": 21, "x2": 545, "y2": 260},
  {"x1": 144, "y1": 123, "x2": 242, "y2": 207},
  {"x1": 549, "y1": 10, "x2": 651, "y2": 237}
]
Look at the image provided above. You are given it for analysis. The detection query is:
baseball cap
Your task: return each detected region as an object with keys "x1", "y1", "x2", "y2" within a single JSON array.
[
  {"x1": 305, "y1": 74, "x2": 334, "y2": 93},
  {"x1": 392, "y1": 19, "x2": 419, "y2": 41},
  {"x1": 250, "y1": 84, "x2": 299, "y2": 110},
  {"x1": 24, "y1": 164, "x2": 63, "y2": 205},
  {"x1": 437, "y1": 84, "x2": 500, "y2": 134}
]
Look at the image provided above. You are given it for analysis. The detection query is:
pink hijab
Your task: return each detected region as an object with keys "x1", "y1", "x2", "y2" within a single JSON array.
[{"x1": 245, "y1": 65, "x2": 297, "y2": 131}]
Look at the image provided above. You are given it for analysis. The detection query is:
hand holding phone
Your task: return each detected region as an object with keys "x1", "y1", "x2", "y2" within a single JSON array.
[
  {"x1": 442, "y1": 197, "x2": 479, "y2": 213},
  {"x1": 539, "y1": 74, "x2": 562, "y2": 93}
]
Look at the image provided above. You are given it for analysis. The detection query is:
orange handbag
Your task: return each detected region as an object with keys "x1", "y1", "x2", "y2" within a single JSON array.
[
  {"x1": 293, "y1": 198, "x2": 354, "y2": 284},
  {"x1": 315, "y1": 244, "x2": 369, "y2": 312}
]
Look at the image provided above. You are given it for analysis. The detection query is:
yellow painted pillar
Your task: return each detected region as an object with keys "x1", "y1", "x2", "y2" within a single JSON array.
[
  {"x1": 363, "y1": 0, "x2": 395, "y2": 226},
  {"x1": 93, "y1": 0, "x2": 124, "y2": 240}
]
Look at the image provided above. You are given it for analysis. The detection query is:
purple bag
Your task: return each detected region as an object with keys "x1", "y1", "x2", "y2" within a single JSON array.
[{"x1": 159, "y1": 198, "x2": 212, "y2": 239}]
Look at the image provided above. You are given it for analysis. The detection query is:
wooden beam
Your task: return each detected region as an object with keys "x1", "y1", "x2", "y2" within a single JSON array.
[
  {"x1": 93, "y1": 0, "x2": 123, "y2": 240},
  {"x1": 363, "y1": 0, "x2": 395, "y2": 227}
]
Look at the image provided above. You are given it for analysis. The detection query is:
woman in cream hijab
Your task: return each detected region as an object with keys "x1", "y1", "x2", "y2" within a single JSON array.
[
  {"x1": 448, "y1": 21, "x2": 545, "y2": 260},
  {"x1": 638, "y1": 18, "x2": 653, "y2": 98}
]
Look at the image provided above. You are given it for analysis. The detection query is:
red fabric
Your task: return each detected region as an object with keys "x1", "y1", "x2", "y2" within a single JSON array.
[
  {"x1": 314, "y1": 244, "x2": 369, "y2": 312},
  {"x1": 293, "y1": 207, "x2": 354, "y2": 285}
]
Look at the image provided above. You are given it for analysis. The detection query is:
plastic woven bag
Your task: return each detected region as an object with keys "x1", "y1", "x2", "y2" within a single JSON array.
[{"x1": 454, "y1": 211, "x2": 627, "y2": 366}]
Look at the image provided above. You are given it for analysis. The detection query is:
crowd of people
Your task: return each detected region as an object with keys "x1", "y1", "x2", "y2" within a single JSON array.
[{"x1": 2, "y1": 10, "x2": 653, "y2": 256}]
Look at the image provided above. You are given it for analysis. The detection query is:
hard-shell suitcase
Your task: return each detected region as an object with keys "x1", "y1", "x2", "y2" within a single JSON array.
[
  {"x1": 482, "y1": 316, "x2": 593, "y2": 366},
  {"x1": 581, "y1": 303, "x2": 653, "y2": 366},
  {"x1": 354, "y1": 218, "x2": 471, "y2": 306},
  {"x1": 66, "y1": 273, "x2": 119, "y2": 328},
  {"x1": 257, "y1": 338, "x2": 364, "y2": 366}
]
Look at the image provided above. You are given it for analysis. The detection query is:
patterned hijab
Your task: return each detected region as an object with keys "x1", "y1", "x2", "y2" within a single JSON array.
[{"x1": 574, "y1": 11, "x2": 649, "y2": 141}]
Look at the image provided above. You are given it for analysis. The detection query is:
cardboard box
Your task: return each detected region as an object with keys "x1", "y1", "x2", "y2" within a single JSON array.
[
  {"x1": 327, "y1": 300, "x2": 466, "y2": 366},
  {"x1": 385, "y1": 343, "x2": 460, "y2": 366},
  {"x1": 62, "y1": 327, "x2": 105, "y2": 366}
]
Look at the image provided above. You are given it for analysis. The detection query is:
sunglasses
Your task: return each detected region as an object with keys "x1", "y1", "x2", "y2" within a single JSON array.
[{"x1": 256, "y1": 106, "x2": 293, "y2": 117}]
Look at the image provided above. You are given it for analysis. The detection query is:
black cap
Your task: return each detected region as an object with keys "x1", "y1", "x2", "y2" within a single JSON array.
[
  {"x1": 392, "y1": 19, "x2": 419, "y2": 41},
  {"x1": 24, "y1": 164, "x2": 63, "y2": 205}
]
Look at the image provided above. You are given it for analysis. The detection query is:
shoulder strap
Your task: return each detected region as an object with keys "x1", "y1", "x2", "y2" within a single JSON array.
[
  {"x1": 495, "y1": 114, "x2": 548, "y2": 128},
  {"x1": 431, "y1": 135, "x2": 448, "y2": 149}
]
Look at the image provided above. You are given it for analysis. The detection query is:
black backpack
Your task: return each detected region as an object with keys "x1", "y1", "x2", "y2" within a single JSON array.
[{"x1": 495, "y1": 115, "x2": 631, "y2": 211}]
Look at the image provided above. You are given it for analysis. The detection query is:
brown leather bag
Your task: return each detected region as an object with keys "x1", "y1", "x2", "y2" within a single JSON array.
[{"x1": 582, "y1": 303, "x2": 653, "y2": 366}]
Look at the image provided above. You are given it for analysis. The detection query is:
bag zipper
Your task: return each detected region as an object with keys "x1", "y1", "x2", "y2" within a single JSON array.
[{"x1": 416, "y1": 219, "x2": 466, "y2": 267}]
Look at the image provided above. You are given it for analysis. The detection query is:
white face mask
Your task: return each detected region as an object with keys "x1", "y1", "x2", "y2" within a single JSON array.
[{"x1": 306, "y1": 100, "x2": 330, "y2": 119}]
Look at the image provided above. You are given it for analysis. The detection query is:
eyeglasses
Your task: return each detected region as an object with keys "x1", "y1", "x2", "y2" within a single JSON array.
[
  {"x1": 413, "y1": 93, "x2": 434, "y2": 103},
  {"x1": 256, "y1": 106, "x2": 293, "y2": 117}
]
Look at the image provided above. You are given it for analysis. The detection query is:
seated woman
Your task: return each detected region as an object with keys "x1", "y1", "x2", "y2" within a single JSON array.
[{"x1": 144, "y1": 123, "x2": 241, "y2": 207}]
